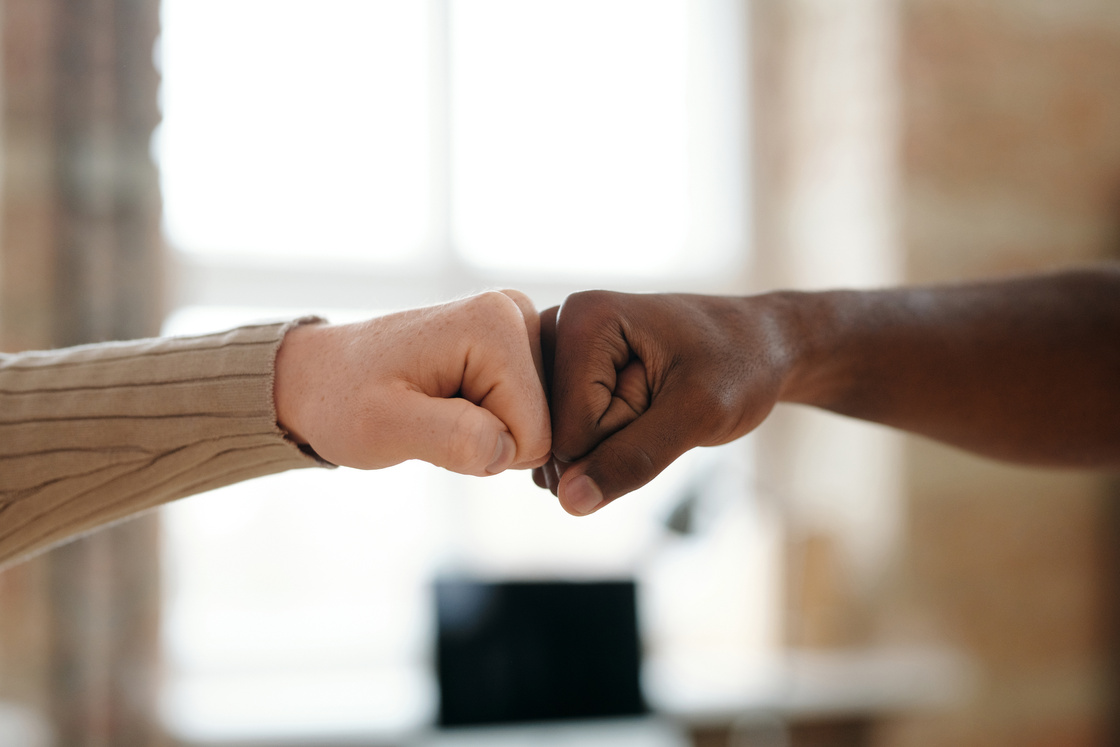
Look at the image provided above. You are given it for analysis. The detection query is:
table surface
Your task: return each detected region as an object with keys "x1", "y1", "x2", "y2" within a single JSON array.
[
  {"x1": 27, "y1": 644, "x2": 972, "y2": 746},
  {"x1": 643, "y1": 645, "x2": 976, "y2": 728}
]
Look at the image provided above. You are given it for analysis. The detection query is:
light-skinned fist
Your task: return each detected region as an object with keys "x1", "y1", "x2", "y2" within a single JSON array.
[{"x1": 274, "y1": 290, "x2": 551, "y2": 476}]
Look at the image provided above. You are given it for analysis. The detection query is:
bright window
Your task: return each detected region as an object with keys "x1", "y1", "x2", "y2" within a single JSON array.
[
  {"x1": 157, "y1": 0, "x2": 768, "y2": 741},
  {"x1": 159, "y1": 2, "x2": 432, "y2": 263}
]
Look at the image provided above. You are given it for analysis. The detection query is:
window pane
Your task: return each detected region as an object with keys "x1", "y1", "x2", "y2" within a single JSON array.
[
  {"x1": 157, "y1": 0, "x2": 762, "y2": 737},
  {"x1": 159, "y1": 0, "x2": 431, "y2": 263},
  {"x1": 451, "y1": 0, "x2": 739, "y2": 280}
]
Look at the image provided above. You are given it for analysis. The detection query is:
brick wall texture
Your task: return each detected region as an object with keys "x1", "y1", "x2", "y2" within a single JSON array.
[{"x1": 881, "y1": 1, "x2": 1120, "y2": 745}]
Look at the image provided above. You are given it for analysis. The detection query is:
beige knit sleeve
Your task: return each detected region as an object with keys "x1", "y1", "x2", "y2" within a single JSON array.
[{"x1": 0, "y1": 319, "x2": 326, "y2": 568}]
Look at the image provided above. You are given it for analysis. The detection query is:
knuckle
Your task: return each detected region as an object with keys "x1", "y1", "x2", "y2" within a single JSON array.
[
  {"x1": 596, "y1": 438, "x2": 659, "y2": 494},
  {"x1": 498, "y1": 288, "x2": 532, "y2": 309},
  {"x1": 471, "y1": 290, "x2": 523, "y2": 324},
  {"x1": 558, "y1": 290, "x2": 617, "y2": 334},
  {"x1": 445, "y1": 411, "x2": 492, "y2": 473},
  {"x1": 529, "y1": 429, "x2": 553, "y2": 463},
  {"x1": 515, "y1": 425, "x2": 551, "y2": 468},
  {"x1": 552, "y1": 418, "x2": 600, "y2": 463}
]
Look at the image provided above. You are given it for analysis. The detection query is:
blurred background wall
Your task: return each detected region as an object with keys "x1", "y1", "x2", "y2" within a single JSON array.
[
  {"x1": 0, "y1": 0, "x2": 165, "y2": 745},
  {"x1": 887, "y1": 1, "x2": 1120, "y2": 744},
  {"x1": 0, "y1": 1, "x2": 1117, "y2": 746},
  {"x1": 752, "y1": 0, "x2": 1120, "y2": 745}
]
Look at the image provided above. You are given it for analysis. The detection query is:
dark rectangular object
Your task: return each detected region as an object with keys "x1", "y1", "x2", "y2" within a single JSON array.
[{"x1": 435, "y1": 579, "x2": 647, "y2": 727}]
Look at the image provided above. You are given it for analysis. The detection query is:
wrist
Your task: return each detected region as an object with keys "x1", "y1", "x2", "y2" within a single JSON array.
[
  {"x1": 753, "y1": 289, "x2": 847, "y2": 408},
  {"x1": 273, "y1": 320, "x2": 328, "y2": 445}
]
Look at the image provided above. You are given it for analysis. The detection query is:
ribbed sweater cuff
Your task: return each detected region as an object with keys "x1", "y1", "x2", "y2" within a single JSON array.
[{"x1": 0, "y1": 318, "x2": 326, "y2": 567}]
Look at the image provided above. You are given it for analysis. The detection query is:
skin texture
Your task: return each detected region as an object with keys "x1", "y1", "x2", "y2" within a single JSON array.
[
  {"x1": 534, "y1": 265, "x2": 1120, "y2": 516},
  {"x1": 533, "y1": 292, "x2": 794, "y2": 515},
  {"x1": 274, "y1": 290, "x2": 551, "y2": 476}
]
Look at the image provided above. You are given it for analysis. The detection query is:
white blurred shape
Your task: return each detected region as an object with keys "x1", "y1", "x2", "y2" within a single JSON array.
[
  {"x1": 451, "y1": 0, "x2": 744, "y2": 280},
  {"x1": 159, "y1": 0, "x2": 431, "y2": 262}
]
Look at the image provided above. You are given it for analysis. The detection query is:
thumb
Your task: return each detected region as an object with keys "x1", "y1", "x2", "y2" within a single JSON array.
[
  {"x1": 555, "y1": 398, "x2": 706, "y2": 515},
  {"x1": 395, "y1": 390, "x2": 518, "y2": 476}
]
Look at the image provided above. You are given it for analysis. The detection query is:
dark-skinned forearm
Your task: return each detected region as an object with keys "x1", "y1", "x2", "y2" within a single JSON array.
[{"x1": 771, "y1": 265, "x2": 1120, "y2": 469}]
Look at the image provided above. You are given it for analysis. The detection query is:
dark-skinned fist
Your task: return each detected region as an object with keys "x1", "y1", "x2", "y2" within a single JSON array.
[{"x1": 533, "y1": 290, "x2": 796, "y2": 515}]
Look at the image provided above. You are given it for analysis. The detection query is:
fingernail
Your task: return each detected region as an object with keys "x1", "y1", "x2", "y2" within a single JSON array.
[
  {"x1": 565, "y1": 475, "x2": 604, "y2": 516},
  {"x1": 486, "y1": 431, "x2": 516, "y2": 475}
]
